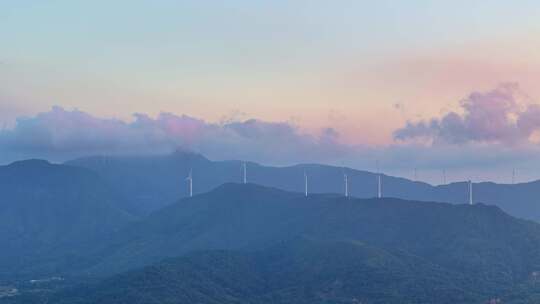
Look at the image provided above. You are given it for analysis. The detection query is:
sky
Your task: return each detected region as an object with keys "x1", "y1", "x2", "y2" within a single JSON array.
[{"x1": 2, "y1": 1, "x2": 540, "y2": 183}]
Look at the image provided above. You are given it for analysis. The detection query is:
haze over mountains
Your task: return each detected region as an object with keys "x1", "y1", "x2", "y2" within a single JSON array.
[
  {"x1": 11, "y1": 239, "x2": 507, "y2": 304},
  {"x1": 68, "y1": 150, "x2": 540, "y2": 222},
  {"x1": 81, "y1": 183, "x2": 540, "y2": 279},
  {"x1": 7, "y1": 1, "x2": 540, "y2": 302},
  {"x1": 0, "y1": 160, "x2": 135, "y2": 279},
  {"x1": 6, "y1": 181, "x2": 540, "y2": 303},
  {"x1": 5, "y1": 154, "x2": 540, "y2": 303}
]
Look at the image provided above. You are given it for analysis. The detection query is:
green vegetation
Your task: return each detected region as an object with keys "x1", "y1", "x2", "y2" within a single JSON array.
[
  {"x1": 0, "y1": 160, "x2": 135, "y2": 279},
  {"x1": 3, "y1": 239, "x2": 490, "y2": 304},
  {"x1": 13, "y1": 237, "x2": 540, "y2": 304},
  {"x1": 6, "y1": 169, "x2": 540, "y2": 303}
]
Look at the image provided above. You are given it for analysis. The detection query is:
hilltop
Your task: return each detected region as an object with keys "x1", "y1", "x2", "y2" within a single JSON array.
[
  {"x1": 9, "y1": 183, "x2": 540, "y2": 303},
  {"x1": 67, "y1": 152, "x2": 540, "y2": 222},
  {"x1": 0, "y1": 160, "x2": 135, "y2": 279}
]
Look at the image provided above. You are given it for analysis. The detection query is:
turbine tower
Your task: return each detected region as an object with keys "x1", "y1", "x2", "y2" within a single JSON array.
[
  {"x1": 377, "y1": 174, "x2": 382, "y2": 198},
  {"x1": 242, "y1": 162, "x2": 247, "y2": 184},
  {"x1": 443, "y1": 169, "x2": 447, "y2": 184},
  {"x1": 512, "y1": 168, "x2": 516, "y2": 184},
  {"x1": 468, "y1": 180, "x2": 473, "y2": 205},
  {"x1": 304, "y1": 171, "x2": 308, "y2": 197},
  {"x1": 344, "y1": 172, "x2": 349, "y2": 198},
  {"x1": 376, "y1": 160, "x2": 382, "y2": 198},
  {"x1": 186, "y1": 169, "x2": 193, "y2": 197}
]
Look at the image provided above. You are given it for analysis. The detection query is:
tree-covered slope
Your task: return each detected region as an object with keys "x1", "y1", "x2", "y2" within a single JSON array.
[
  {"x1": 10, "y1": 239, "x2": 490, "y2": 304},
  {"x1": 79, "y1": 183, "x2": 540, "y2": 292},
  {"x1": 0, "y1": 160, "x2": 135, "y2": 279},
  {"x1": 7, "y1": 183, "x2": 540, "y2": 303}
]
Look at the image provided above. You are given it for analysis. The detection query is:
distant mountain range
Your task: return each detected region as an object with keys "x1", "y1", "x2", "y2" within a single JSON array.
[
  {"x1": 67, "y1": 151, "x2": 540, "y2": 222},
  {"x1": 7, "y1": 182, "x2": 540, "y2": 303},
  {"x1": 6, "y1": 156, "x2": 540, "y2": 303}
]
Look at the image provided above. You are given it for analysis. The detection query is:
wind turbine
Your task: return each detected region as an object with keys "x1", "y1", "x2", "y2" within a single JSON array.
[
  {"x1": 186, "y1": 169, "x2": 193, "y2": 197},
  {"x1": 468, "y1": 180, "x2": 473, "y2": 205},
  {"x1": 377, "y1": 174, "x2": 382, "y2": 199},
  {"x1": 512, "y1": 168, "x2": 516, "y2": 184},
  {"x1": 376, "y1": 160, "x2": 382, "y2": 198},
  {"x1": 344, "y1": 171, "x2": 349, "y2": 198},
  {"x1": 242, "y1": 162, "x2": 247, "y2": 184},
  {"x1": 304, "y1": 171, "x2": 308, "y2": 197},
  {"x1": 442, "y1": 169, "x2": 447, "y2": 185}
]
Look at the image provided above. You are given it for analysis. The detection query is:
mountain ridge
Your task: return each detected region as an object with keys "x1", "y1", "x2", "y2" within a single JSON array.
[
  {"x1": 73, "y1": 182, "x2": 539, "y2": 283},
  {"x1": 0, "y1": 159, "x2": 137, "y2": 279},
  {"x1": 6, "y1": 182, "x2": 540, "y2": 303},
  {"x1": 66, "y1": 152, "x2": 540, "y2": 222}
]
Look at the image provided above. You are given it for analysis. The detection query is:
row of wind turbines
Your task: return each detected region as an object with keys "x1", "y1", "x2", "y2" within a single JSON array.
[
  {"x1": 186, "y1": 162, "x2": 475, "y2": 205},
  {"x1": 342, "y1": 171, "x2": 389, "y2": 200}
]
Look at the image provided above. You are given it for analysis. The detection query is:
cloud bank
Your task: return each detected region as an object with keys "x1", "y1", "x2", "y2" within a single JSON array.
[
  {"x1": 3, "y1": 83, "x2": 540, "y2": 183},
  {"x1": 0, "y1": 106, "x2": 348, "y2": 165},
  {"x1": 394, "y1": 83, "x2": 540, "y2": 145}
]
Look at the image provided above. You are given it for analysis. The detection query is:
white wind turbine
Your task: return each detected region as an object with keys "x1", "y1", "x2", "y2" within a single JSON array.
[
  {"x1": 376, "y1": 160, "x2": 382, "y2": 199},
  {"x1": 344, "y1": 171, "x2": 349, "y2": 198},
  {"x1": 186, "y1": 169, "x2": 193, "y2": 197},
  {"x1": 377, "y1": 174, "x2": 382, "y2": 199},
  {"x1": 242, "y1": 162, "x2": 247, "y2": 184},
  {"x1": 443, "y1": 169, "x2": 447, "y2": 185},
  {"x1": 304, "y1": 171, "x2": 308, "y2": 197},
  {"x1": 468, "y1": 180, "x2": 473, "y2": 205}
]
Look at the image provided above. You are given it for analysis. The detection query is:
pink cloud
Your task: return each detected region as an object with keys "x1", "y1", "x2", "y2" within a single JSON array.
[
  {"x1": 0, "y1": 106, "x2": 348, "y2": 165},
  {"x1": 394, "y1": 83, "x2": 540, "y2": 145},
  {"x1": 3, "y1": 99, "x2": 540, "y2": 183}
]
